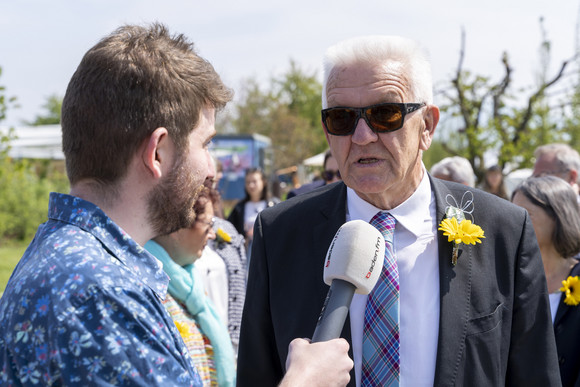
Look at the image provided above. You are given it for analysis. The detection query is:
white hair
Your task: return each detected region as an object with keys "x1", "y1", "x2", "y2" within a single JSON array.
[
  {"x1": 430, "y1": 156, "x2": 475, "y2": 187},
  {"x1": 535, "y1": 143, "x2": 580, "y2": 183},
  {"x1": 322, "y1": 35, "x2": 433, "y2": 108}
]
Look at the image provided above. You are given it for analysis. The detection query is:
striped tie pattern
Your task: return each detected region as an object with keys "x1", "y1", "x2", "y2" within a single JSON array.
[{"x1": 362, "y1": 211, "x2": 399, "y2": 386}]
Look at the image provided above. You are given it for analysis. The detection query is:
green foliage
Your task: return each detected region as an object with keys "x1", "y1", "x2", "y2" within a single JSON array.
[
  {"x1": 229, "y1": 60, "x2": 327, "y2": 170},
  {"x1": 26, "y1": 94, "x2": 62, "y2": 125},
  {"x1": 0, "y1": 241, "x2": 28, "y2": 293},
  {"x1": 0, "y1": 67, "x2": 18, "y2": 123},
  {"x1": 0, "y1": 67, "x2": 69, "y2": 243},
  {"x1": 563, "y1": 69, "x2": 580, "y2": 150},
  {"x1": 423, "y1": 141, "x2": 455, "y2": 171},
  {"x1": 0, "y1": 155, "x2": 69, "y2": 242},
  {"x1": 437, "y1": 23, "x2": 577, "y2": 184}
]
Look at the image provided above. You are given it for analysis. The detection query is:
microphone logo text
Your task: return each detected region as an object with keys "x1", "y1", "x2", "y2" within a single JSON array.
[
  {"x1": 366, "y1": 236, "x2": 382, "y2": 278},
  {"x1": 325, "y1": 228, "x2": 341, "y2": 268}
]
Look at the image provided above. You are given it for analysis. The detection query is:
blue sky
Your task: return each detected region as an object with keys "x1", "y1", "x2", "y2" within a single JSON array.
[{"x1": 1, "y1": 0, "x2": 578, "y2": 127}]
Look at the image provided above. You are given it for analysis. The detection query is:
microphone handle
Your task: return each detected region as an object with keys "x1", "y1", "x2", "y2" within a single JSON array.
[{"x1": 312, "y1": 279, "x2": 356, "y2": 343}]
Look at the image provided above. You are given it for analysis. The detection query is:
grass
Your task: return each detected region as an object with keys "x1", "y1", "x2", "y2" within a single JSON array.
[{"x1": 0, "y1": 240, "x2": 29, "y2": 294}]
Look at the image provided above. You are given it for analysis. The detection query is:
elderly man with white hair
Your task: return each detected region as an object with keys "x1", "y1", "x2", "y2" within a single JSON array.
[
  {"x1": 533, "y1": 143, "x2": 580, "y2": 195},
  {"x1": 430, "y1": 156, "x2": 475, "y2": 187}
]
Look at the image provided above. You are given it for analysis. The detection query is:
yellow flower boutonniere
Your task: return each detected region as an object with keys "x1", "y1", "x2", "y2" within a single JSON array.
[
  {"x1": 438, "y1": 192, "x2": 485, "y2": 266},
  {"x1": 560, "y1": 276, "x2": 580, "y2": 306},
  {"x1": 216, "y1": 227, "x2": 232, "y2": 244}
]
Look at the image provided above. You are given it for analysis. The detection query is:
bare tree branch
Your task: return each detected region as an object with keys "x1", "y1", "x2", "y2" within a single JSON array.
[
  {"x1": 491, "y1": 52, "x2": 512, "y2": 119},
  {"x1": 513, "y1": 54, "x2": 578, "y2": 145},
  {"x1": 452, "y1": 27, "x2": 472, "y2": 129}
]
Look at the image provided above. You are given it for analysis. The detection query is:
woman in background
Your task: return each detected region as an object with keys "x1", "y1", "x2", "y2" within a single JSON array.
[
  {"x1": 480, "y1": 165, "x2": 508, "y2": 199},
  {"x1": 145, "y1": 181, "x2": 235, "y2": 386},
  {"x1": 227, "y1": 168, "x2": 279, "y2": 262},
  {"x1": 512, "y1": 176, "x2": 580, "y2": 387}
]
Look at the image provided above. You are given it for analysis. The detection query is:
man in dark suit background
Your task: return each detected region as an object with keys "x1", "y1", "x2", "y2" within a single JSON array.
[
  {"x1": 286, "y1": 149, "x2": 341, "y2": 199},
  {"x1": 237, "y1": 35, "x2": 560, "y2": 386}
]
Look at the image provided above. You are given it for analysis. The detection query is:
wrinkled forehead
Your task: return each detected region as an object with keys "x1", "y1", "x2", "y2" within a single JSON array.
[{"x1": 325, "y1": 60, "x2": 412, "y2": 106}]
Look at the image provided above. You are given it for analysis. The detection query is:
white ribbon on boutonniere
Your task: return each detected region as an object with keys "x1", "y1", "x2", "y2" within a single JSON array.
[{"x1": 438, "y1": 191, "x2": 485, "y2": 266}]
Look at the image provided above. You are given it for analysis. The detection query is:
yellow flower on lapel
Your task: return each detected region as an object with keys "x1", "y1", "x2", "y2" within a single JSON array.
[
  {"x1": 438, "y1": 195, "x2": 485, "y2": 266},
  {"x1": 560, "y1": 276, "x2": 580, "y2": 306},
  {"x1": 439, "y1": 217, "x2": 485, "y2": 246}
]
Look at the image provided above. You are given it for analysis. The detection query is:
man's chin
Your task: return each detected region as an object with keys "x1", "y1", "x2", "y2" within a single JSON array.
[
  {"x1": 151, "y1": 207, "x2": 196, "y2": 237},
  {"x1": 346, "y1": 175, "x2": 392, "y2": 194}
]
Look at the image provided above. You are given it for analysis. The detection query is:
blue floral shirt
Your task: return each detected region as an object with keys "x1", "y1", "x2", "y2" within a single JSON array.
[{"x1": 0, "y1": 193, "x2": 202, "y2": 386}]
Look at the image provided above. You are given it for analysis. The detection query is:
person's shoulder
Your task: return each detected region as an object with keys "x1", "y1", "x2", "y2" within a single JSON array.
[
  {"x1": 570, "y1": 260, "x2": 580, "y2": 276},
  {"x1": 262, "y1": 182, "x2": 345, "y2": 222},
  {"x1": 432, "y1": 178, "x2": 526, "y2": 221},
  {"x1": 5, "y1": 224, "x2": 156, "y2": 303},
  {"x1": 214, "y1": 217, "x2": 238, "y2": 235},
  {"x1": 288, "y1": 180, "x2": 325, "y2": 198},
  {"x1": 433, "y1": 178, "x2": 514, "y2": 205},
  {"x1": 230, "y1": 199, "x2": 246, "y2": 210}
]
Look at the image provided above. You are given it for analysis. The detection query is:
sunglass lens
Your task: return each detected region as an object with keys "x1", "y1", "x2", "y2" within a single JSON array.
[
  {"x1": 368, "y1": 104, "x2": 403, "y2": 132},
  {"x1": 325, "y1": 108, "x2": 357, "y2": 135}
]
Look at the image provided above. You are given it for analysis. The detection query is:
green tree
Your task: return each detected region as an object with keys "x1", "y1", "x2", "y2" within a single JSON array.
[
  {"x1": 227, "y1": 60, "x2": 327, "y2": 171},
  {"x1": 423, "y1": 140, "x2": 455, "y2": 171},
  {"x1": 0, "y1": 67, "x2": 18, "y2": 125},
  {"x1": 26, "y1": 94, "x2": 62, "y2": 125},
  {"x1": 437, "y1": 24, "x2": 576, "y2": 183},
  {"x1": 0, "y1": 69, "x2": 68, "y2": 243},
  {"x1": 562, "y1": 12, "x2": 580, "y2": 150}
]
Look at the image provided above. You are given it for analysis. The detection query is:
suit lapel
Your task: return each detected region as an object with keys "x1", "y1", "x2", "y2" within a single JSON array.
[{"x1": 431, "y1": 177, "x2": 474, "y2": 386}]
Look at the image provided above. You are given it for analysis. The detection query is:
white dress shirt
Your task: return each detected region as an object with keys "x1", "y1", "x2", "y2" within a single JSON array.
[
  {"x1": 348, "y1": 170, "x2": 440, "y2": 386},
  {"x1": 549, "y1": 292, "x2": 560, "y2": 323}
]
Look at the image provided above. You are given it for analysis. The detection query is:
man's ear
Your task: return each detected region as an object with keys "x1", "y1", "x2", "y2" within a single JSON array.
[
  {"x1": 419, "y1": 105, "x2": 440, "y2": 151},
  {"x1": 569, "y1": 169, "x2": 578, "y2": 186},
  {"x1": 143, "y1": 127, "x2": 170, "y2": 179}
]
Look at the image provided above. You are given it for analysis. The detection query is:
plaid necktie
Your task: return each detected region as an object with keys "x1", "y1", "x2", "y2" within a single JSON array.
[{"x1": 362, "y1": 211, "x2": 399, "y2": 386}]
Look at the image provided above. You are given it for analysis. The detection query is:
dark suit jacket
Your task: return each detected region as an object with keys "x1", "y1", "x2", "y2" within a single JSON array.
[
  {"x1": 237, "y1": 177, "x2": 561, "y2": 386},
  {"x1": 555, "y1": 262, "x2": 580, "y2": 387},
  {"x1": 227, "y1": 197, "x2": 280, "y2": 238},
  {"x1": 286, "y1": 179, "x2": 325, "y2": 199}
]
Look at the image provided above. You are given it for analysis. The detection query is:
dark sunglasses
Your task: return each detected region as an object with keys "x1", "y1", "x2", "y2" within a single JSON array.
[
  {"x1": 321, "y1": 102, "x2": 426, "y2": 136},
  {"x1": 322, "y1": 170, "x2": 341, "y2": 181}
]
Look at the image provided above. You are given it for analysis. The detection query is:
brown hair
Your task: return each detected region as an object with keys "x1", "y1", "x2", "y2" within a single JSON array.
[
  {"x1": 193, "y1": 178, "x2": 221, "y2": 218},
  {"x1": 243, "y1": 167, "x2": 269, "y2": 202},
  {"x1": 61, "y1": 23, "x2": 233, "y2": 186},
  {"x1": 512, "y1": 176, "x2": 580, "y2": 258}
]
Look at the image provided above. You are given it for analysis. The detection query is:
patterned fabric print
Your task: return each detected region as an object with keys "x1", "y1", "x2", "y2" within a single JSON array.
[
  {"x1": 362, "y1": 211, "x2": 399, "y2": 386},
  {"x1": 163, "y1": 293, "x2": 217, "y2": 387},
  {"x1": 208, "y1": 217, "x2": 247, "y2": 353},
  {"x1": 0, "y1": 192, "x2": 202, "y2": 386}
]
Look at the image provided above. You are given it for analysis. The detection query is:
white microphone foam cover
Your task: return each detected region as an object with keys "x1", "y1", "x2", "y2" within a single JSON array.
[{"x1": 323, "y1": 220, "x2": 385, "y2": 295}]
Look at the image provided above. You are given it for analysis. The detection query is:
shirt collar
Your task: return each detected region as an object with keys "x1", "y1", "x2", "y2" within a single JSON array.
[
  {"x1": 48, "y1": 192, "x2": 170, "y2": 298},
  {"x1": 346, "y1": 166, "x2": 432, "y2": 238}
]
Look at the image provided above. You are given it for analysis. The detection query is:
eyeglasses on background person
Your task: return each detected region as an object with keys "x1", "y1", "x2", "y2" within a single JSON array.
[{"x1": 322, "y1": 170, "x2": 341, "y2": 181}]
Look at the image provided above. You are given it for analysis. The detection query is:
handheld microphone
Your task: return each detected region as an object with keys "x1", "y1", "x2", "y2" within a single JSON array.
[{"x1": 312, "y1": 220, "x2": 385, "y2": 343}]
